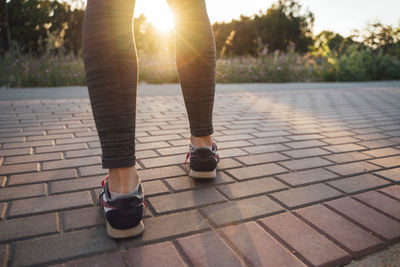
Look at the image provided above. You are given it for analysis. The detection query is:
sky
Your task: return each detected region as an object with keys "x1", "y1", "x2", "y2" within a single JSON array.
[
  {"x1": 74, "y1": 0, "x2": 400, "y2": 37},
  {"x1": 133, "y1": 0, "x2": 400, "y2": 37}
]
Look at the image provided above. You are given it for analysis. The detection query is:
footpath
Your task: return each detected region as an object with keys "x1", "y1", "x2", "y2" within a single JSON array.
[{"x1": 0, "y1": 82, "x2": 399, "y2": 266}]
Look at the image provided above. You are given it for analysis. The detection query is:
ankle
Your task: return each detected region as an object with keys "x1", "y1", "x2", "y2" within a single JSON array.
[
  {"x1": 108, "y1": 166, "x2": 140, "y2": 194},
  {"x1": 190, "y1": 134, "x2": 213, "y2": 147}
]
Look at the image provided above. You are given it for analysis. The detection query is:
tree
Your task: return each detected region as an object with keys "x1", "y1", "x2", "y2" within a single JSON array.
[
  {"x1": 7, "y1": 0, "x2": 69, "y2": 55},
  {"x1": 360, "y1": 23, "x2": 400, "y2": 56},
  {"x1": 254, "y1": 0, "x2": 314, "y2": 52},
  {"x1": 0, "y1": 0, "x2": 11, "y2": 54},
  {"x1": 213, "y1": 0, "x2": 315, "y2": 56}
]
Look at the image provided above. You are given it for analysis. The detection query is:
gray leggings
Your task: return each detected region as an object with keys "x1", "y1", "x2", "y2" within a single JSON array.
[{"x1": 82, "y1": 0, "x2": 216, "y2": 169}]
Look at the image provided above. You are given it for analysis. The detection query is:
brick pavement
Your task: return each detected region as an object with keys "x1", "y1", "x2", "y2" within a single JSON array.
[{"x1": 0, "y1": 85, "x2": 400, "y2": 266}]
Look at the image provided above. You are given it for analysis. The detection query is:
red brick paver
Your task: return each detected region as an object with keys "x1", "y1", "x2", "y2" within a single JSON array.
[{"x1": 1, "y1": 86, "x2": 400, "y2": 266}]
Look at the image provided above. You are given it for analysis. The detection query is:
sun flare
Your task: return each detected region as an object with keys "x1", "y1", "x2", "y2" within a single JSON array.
[{"x1": 135, "y1": 0, "x2": 175, "y2": 32}]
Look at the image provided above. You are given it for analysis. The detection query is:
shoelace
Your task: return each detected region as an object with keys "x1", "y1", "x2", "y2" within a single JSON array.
[{"x1": 101, "y1": 174, "x2": 110, "y2": 188}]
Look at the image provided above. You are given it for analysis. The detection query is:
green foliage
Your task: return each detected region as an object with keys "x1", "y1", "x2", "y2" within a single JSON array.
[
  {"x1": 0, "y1": 41, "x2": 85, "y2": 87},
  {"x1": 7, "y1": 0, "x2": 83, "y2": 55},
  {"x1": 2, "y1": 0, "x2": 400, "y2": 86},
  {"x1": 214, "y1": 0, "x2": 314, "y2": 56}
]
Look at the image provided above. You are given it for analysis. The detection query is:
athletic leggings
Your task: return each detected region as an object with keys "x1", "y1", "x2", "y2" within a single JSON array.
[{"x1": 82, "y1": 0, "x2": 216, "y2": 169}]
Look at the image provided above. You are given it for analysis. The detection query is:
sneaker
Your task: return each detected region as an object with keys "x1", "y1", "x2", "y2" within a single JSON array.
[
  {"x1": 99, "y1": 174, "x2": 145, "y2": 239},
  {"x1": 185, "y1": 141, "x2": 220, "y2": 178}
]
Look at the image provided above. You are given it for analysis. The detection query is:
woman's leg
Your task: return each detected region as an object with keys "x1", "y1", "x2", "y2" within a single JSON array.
[
  {"x1": 167, "y1": 0, "x2": 216, "y2": 146},
  {"x1": 82, "y1": 0, "x2": 139, "y2": 193}
]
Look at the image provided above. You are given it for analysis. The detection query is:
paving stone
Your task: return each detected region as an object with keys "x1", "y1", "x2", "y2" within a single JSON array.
[
  {"x1": 119, "y1": 210, "x2": 209, "y2": 246},
  {"x1": 13, "y1": 227, "x2": 118, "y2": 266},
  {"x1": 328, "y1": 174, "x2": 391, "y2": 194},
  {"x1": 219, "y1": 148, "x2": 248, "y2": 158},
  {"x1": 323, "y1": 144, "x2": 366, "y2": 153},
  {"x1": 271, "y1": 183, "x2": 343, "y2": 209},
  {"x1": 326, "y1": 161, "x2": 382, "y2": 176},
  {"x1": 251, "y1": 130, "x2": 290, "y2": 138},
  {"x1": 216, "y1": 140, "x2": 253, "y2": 149},
  {"x1": 369, "y1": 155, "x2": 400, "y2": 168},
  {"x1": 374, "y1": 168, "x2": 400, "y2": 182},
  {"x1": 50, "y1": 176, "x2": 102, "y2": 194},
  {"x1": 295, "y1": 204, "x2": 384, "y2": 257},
  {"x1": 201, "y1": 196, "x2": 284, "y2": 227},
  {"x1": 282, "y1": 148, "x2": 331, "y2": 159},
  {"x1": 243, "y1": 144, "x2": 289, "y2": 154},
  {"x1": 287, "y1": 134, "x2": 324, "y2": 141},
  {"x1": 141, "y1": 155, "x2": 186, "y2": 168},
  {"x1": 156, "y1": 146, "x2": 186, "y2": 156},
  {"x1": 0, "y1": 183, "x2": 46, "y2": 201},
  {"x1": 8, "y1": 169, "x2": 77, "y2": 185},
  {"x1": 122, "y1": 242, "x2": 186, "y2": 267},
  {"x1": 78, "y1": 165, "x2": 108, "y2": 177},
  {"x1": 216, "y1": 158, "x2": 242, "y2": 170},
  {"x1": 137, "y1": 134, "x2": 182, "y2": 143},
  {"x1": 148, "y1": 188, "x2": 226, "y2": 214},
  {"x1": 88, "y1": 141, "x2": 100, "y2": 148},
  {"x1": 356, "y1": 139, "x2": 398, "y2": 149},
  {"x1": 354, "y1": 191, "x2": 400, "y2": 221},
  {"x1": 277, "y1": 168, "x2": 338, "y2": 187},
  {"x1": 321, "y1": 136, "x2": 361, "y2": 145},
  {"x1": 142, "y1": 180, "x2": 169, "y2": 196},
  {"x1": 3, "y1": 152, "x2": 62, "y2": 165},
  {"x1": 362, "y1": 148, "x2": 400, "y2": 158},
  {"x1": 64, "y1": 251, "x2": 125, "y2": 267},
  {"x1": 0, "y1": 162, "x2": 38, "y2": 175},
  {"x1": 166, "y1": 172, "x2": 234, "y2": 191},
  {"x1": 135, "y1": 149, "x2": 158, "y2": 159},
  {"x1": 379, "y1": 185, "x2": 400, "y2": 200},
  {"x1": 320, "y1": 130, "x2": 355, "y2": 138},
  {"x1": 135, "y1": 141, "x2": 170, "y2": 151},
  {"x1": 326, "y1": 197, "x2": 400, "y2": 241},
  {"x1": 35, "y1": 143, "x2": 87, "y2": 153},
  {"x1": 177, "y1": 231, "x2": 244, "y2": 266},
  {"x1": 42, "y1": 156, "x2": 101, "y2": 170},
  {"x1": 248, "y1": 136, "x2": 291, "y2": 145},
  {"x1": 284, "y1": 140, "x2": 327, "y2": 149},
  {"x1": 217, "y1": 177, "x2": 287, "y2": 199},
  {"x1": 0, "y1": 147, "x2": 31, "y2": 157},
  {"x1": 65, "y1": 148, "x2": 101, "y2": 158},
  {"x1": 63, "y1": 206, "x2": 104, "y2": 231},
  {"x1": 259, "y1": 212, "x2": 351, "y2": 267},
  {"x1": 323, "y1": 151, "x2": 372, "y2": 164},
  {"x1": 357, "y1": 133, "x2": 389, "y2": 141},
  {"x1": 10, "y1": 191, "x2": 93, "y2": 217},
  {"x1": 235, "y1": 152, "x2": 289, "y2": 165},
  {"x1": 288, "y1": 129, "x2": 324, "y2": 135},
  {"x1": 220, "y1": 221, "x2": 305, "y2": 266},
  {"x1": 2, "y1": 140, "x2": 52, "y2": 149},
  {"x1": 138, "y1": 166, "x2": 186, "y2": 181},
  {"x1": 278, "y1": 157, "x2": 333, "y2": 171},
  {"x1": 0, "y1": 213, "x2": 59, "y2": 241},
  {"x1": 27, "y1": 133, "x2": 73, "y2": 141},
  {"x1": 214, "y1": 134, "x2": 254, "y2": 142},
  {"x1": 226, "y1": 163, "x2": 287, "y2": 181},
  {"x1": 55, "y1": 136, "x2": 98, "y2": 145}
]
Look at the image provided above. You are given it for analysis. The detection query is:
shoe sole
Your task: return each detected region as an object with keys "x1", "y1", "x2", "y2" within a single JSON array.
[
  {"x1": 189, "y1": 169, "x2": 217, "y2": 179},
  {"x1": 105, "y1": 220, "x2": 145, "y2": 239}
]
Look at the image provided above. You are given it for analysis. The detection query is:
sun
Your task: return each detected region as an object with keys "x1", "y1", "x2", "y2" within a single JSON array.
[{"x1": 135, "y1": 0, "x2": 175, "y2": 32}]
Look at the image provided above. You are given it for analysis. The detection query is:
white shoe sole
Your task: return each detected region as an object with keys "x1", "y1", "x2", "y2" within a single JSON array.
[
  {"x1": 189, "y1": 169, "x2": 217, "y2": 179},
  {"x1": 105, "y1": 220, "x2": 145, "y2": 239}
]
